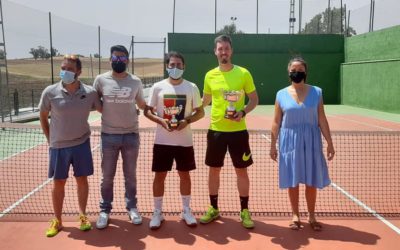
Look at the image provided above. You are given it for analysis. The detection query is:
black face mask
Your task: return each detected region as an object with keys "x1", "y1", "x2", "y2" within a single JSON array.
[
  {"x1": 112, "y1": 61, "x2": 127, "y2": 73},
  {"x1": 289, "y1": 71, "x2": 306, "y2": 83}
]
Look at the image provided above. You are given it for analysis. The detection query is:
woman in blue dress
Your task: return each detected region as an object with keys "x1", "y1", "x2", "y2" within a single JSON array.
[{"x1": 270, "y1": 57, "x2": 335, "y2": 231}]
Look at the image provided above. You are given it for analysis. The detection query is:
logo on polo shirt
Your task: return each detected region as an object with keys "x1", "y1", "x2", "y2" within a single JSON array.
[{"x1": 104, "y1": 87, "x2": 134, "y2": 103}]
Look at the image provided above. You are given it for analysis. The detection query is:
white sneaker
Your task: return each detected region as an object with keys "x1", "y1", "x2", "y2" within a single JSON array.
[
  {"x1": 96, "y1": 212, "x2": 109, "y2": 229},
  {"x1": 181, "y1": 207, "x2": 197, "y2": 227},
  {"x1": 149, "y1": 209, "x2": 164, "y2": 230},
  {"x1": 128, "y1": 208, "x2": 142, "y2": 225}
]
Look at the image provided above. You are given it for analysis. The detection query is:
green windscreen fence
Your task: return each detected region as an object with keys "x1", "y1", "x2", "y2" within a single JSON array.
[
  {"x1": 168, "y1": 33, "x2": 344, "y2": 104},
  {"x1": 342, "y1": 25, "x2": 400, "y2": 113}
]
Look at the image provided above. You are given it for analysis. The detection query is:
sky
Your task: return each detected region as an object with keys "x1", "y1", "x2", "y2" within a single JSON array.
[{"x1": 3, "y1": 0, "x2": 400, "y2": 58}]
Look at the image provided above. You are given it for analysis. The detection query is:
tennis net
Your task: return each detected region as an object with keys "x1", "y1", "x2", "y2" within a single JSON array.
[{"x1": 0, "y1": 123, "x2": 399, "y2": 217}]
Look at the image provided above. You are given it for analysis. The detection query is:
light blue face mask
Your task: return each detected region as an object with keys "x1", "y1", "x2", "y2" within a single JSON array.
[
  {"x1": 166, "y1": 67, "x2": 184, "y2": 80},
  {"x1": 60, "y1": 70, "x2": 76, "y2": 84}
]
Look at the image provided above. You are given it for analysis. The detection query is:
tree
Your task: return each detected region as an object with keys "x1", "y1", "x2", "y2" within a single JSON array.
[
  {"x1": 302, "y1": 7, "x2": 356, "y2": 36},
  {"x1": 51, "y1": 47, "x2": 59, "y2": 57},
  {"x1": 217, "y1": 23, "x2": 244, "y2": 36},
  {"x1": 29, "y1": 46, "x2": 58, "y2": 59},
  {"x1": 93, "y1": 53, "x2": 101, "y2": 58},
  {"x1": 29, "y1": 47, "x2": 40, "y2": 60},
  {"x1": 0, "y1": 49, "x2": 5, "y2": 59}
]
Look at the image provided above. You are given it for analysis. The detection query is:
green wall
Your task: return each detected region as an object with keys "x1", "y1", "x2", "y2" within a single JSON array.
[
  {"x1": 168, "y1": 33, "x2": 344, "y2": 104},
  {"x1": 342, "y1": 25, "x2": 400, "y2": 113}
]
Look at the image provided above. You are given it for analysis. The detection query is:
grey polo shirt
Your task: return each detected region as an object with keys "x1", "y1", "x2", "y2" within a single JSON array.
[
  {"x1": 93, "y1": 71, "x2": 144, "y2": 134},
  {"x1": 39, "y1": 81, "x2": 101, "y2": 148}
]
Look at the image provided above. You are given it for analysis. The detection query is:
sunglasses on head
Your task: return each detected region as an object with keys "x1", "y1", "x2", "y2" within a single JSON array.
[
  {"x1": 64, "y1": 54, "x2": 79, "y2": 60},
  {"x1": 111, "y1": 55, "x2": 129, "y2": 62}
]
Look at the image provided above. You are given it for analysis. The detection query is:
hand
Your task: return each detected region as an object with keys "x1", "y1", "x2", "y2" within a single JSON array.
[
  {"x1": 176, "y1": 119, "x2": 189, "y2": 131},
  {"x1": 327, "y1": 143, "x2": 335, "y2": 161},
  {"x1": 231, "y1": 110, "x2": 244, "y2": 122},
  {"x1": 159, "y1": 118, "x2": 172, "y2": 132},
  {"x1": 270, "y1": 147, "x2": 278, "y2": 162}
]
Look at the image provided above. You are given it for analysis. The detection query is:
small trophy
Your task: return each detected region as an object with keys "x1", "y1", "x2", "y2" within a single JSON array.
[
  {"x1": 222, "y1": 90, "x2": 243, "y2": 119},
  {"x1": 163, "y1": 105, "x2": 183, "y2": 129}
]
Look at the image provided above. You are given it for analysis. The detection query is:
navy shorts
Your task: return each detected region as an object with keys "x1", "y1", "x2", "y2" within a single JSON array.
[
  {"x1": 205, "y1": 130, "x2": 253, "y2": 168},
  {"x1": 152, "y1": 144, "x2": 196, "y2": 172},
  {"x1": 49, "y1": 139, "x2": 94, "y2": 179}
]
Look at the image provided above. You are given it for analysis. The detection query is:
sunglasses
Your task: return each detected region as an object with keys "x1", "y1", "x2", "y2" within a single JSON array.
[
  {"x1": 64, "y1": 54, "x2": 79, "y2": 60},
  {"x1": 111, "y1": 55, "x2": 129, "y2": 62}
]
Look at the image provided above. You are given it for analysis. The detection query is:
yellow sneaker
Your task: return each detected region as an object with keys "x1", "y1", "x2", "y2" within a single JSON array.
[
  {"x1": 199, "y1": 206, "x2": 219, "y2": 224},
  {"x1": 79, "y1": 214, "x2": 92, "y2": 231},
  {"x1": 46, "y1": 218, "x2": 62, "y2": 237},
  {"x1": 240, "y1": 209, "x2": 254, "y2": 229}
]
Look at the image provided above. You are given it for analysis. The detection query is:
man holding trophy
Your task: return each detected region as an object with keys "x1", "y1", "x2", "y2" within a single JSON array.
[
  {"x1": 200, "y1": 35, "x2": 259, "y2": 229},
  {"x1": 144, "y1": 51, "x2": 204, "y2": 229}
]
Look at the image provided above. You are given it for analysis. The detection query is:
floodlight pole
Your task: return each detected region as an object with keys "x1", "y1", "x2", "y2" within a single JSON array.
[
  {"x1": 49, "y1": 12, "x2": 54, "y2": 84},
  {"x1": 214, "y1": 0, "x2": 217, "y2": 33},
  {"x1": 256, "y1": 0, "x2": 259, "y2": 34},
  {"x1": 172, "y1": 0, "x2": 176, "y2": 33},
  {"x1": 98, "y1": 26, "x2": 101, "y2": 74}
]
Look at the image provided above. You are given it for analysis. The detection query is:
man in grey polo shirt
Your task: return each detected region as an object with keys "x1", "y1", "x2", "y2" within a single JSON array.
[
  {"x1": 39, "y1": 54, "x2": 102, "y2": 237},
  {"x1": 93, "y1": 45, "x2": 147, "y2": 229}
]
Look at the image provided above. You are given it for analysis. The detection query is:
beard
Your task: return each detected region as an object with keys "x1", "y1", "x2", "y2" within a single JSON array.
[{"x1": 221, "y1": 59, "x2": 228, "y2": 64}]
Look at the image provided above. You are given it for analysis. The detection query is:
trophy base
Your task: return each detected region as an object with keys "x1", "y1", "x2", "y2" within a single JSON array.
[
  {"x1": 224, "y1": 110, "x2": 236, "y2": 119},
  {"x1": 169, "y1": 122, "x2": 178, "y2": 129}
]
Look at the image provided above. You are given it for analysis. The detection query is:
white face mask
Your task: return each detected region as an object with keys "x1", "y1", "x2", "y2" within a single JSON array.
[
  {"x1": 166, "y1": 67, "x2": 184, "y2": 80},
  {"x1": 60, "y1": 70, "x2": 76, "y2": 84}
]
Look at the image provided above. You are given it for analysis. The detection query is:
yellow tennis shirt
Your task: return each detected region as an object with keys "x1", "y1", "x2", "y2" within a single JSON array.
[{"x1": 203, "y1": 65, "x2": 256, "y2": 132}]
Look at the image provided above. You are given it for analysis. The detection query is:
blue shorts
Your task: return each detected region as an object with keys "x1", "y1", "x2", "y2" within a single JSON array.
[{"x1": 49, "y1": 139, "x2": 94, "y2": 179}]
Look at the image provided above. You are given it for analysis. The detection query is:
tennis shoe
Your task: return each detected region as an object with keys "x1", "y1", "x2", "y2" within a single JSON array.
[
  {"x1": 128, "y1": 208, "x2": 142, "y2": 225},
  {"x1": 96, "y1": 212, "x2": 109, "y2": 229},
  {"x1": 46, "y1": 218, "x2": 62, "y2": 237},
  {"x1": 240, "y1": 209, "x2": 254, "y2": 229},
  {"x1": 199, "y1": 206, "x2": 219, "y2": 224},
  {"x1": 149, "y1": 209, "x2": 164, "y2": 229},
  {"x1": 181, "y1": 207, "x2": 197, "y2": 226},
  {"x1": 79, "y1": 214, "x2": 92, "y2": 231}
]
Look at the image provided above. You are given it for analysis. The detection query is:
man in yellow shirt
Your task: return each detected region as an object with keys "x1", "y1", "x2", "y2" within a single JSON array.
[{"x1": 200, "y1": 35, "x2": 259, "y2": 229}]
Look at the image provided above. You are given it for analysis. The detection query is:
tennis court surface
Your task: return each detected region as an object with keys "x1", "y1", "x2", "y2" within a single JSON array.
[{"x1": 0, "y1": 105, "x2": 399, "y2": 249}]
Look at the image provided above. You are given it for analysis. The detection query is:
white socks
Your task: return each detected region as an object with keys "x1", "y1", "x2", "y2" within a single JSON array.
[
  {"x1": 181, "y1": 195, "x2": 191, "y2": 210},
  {"x1": 154, "y1": 195, "x2": 191, "y2": 211},
  {"x1": 154, "y1": 196, "x2": 163, "y2": 211}
]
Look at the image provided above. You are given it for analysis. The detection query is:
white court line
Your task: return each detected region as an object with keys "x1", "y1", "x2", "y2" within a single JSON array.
[
  {"x1": 328, "y1": 114, "x2": 394, "y2": 131},
  {"x1": 260, "y1": 134, "x2": 400, "y2": 235},
  {"x1": 0, "y1": 143, "x2": 45, "y2": 163},
  {"x1": 331, "y1": 182, "x2": 400, "y2": 235},
  {"x1": 261, "y1": 133, "x2": 271, "y2": 142},
  {"x1": 0, "y1": 143, "x2": 102, "y2": 217}
]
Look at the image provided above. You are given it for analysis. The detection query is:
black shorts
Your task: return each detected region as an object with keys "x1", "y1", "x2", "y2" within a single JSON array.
[
  {"x1": 205, "y1": 130, "x2": 253, "y2": 168},
  {"x1": 152, "y1": 144, "x2": 196, "y2": 172}
]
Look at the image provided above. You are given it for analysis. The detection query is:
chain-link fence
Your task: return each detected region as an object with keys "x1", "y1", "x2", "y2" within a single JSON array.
[
  {"x1": 1, "y1": 0, "x2": 399, "y2": 121},
  {"x1": 1, "y1": 0, "x2": 165, "y2": 121}
]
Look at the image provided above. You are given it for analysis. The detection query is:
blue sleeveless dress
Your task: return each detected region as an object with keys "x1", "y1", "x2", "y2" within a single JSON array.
[{"x1": 276, "y1": 85, "x2": 331, "y2": 189}]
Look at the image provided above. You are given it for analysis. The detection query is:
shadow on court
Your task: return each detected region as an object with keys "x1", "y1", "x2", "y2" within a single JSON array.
[{"x1": 64, "y1": 217, "x2": 380, "y2": 250}]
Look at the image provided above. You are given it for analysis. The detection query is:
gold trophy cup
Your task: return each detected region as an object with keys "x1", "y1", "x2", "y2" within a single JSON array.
[
  {"x1": 222, "y1": 90, "x2": 243, "y2": 119},
  {"x1": 163, "y1": 105, "x2": 183, "y2": 128}
]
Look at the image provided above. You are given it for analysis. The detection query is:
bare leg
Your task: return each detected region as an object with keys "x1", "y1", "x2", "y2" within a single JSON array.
[
  {"x1": 208, "y1": 167, "x2": 221, "y2": 195},
  {"x1": 52, "y1": 179, "x2": 67, "y2": 224},
  {"x1": 305, "y1": 185, "x2": 317, "y2": 221},
  {"x1": 235, "y1": 168, "x2": 249, "y2": 196},
  {"x1": 76, "y1": 176, "x2": 89, "y2": 215},
  {"x1": 178, "y1": 171, "x2": 191, "y2": 196},
  {"x1": 288, "y1": 186, "x2": 300, "y2": 222},
  {"x1": 153, "y1": 172, "x2": 168, "y2": 197}
]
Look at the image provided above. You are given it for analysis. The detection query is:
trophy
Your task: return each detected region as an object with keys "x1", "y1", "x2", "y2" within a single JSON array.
[
  {"x1": 163, "y1": 105, "x2": 183, "y2": 129},
  {"x1": 222, "y1": 90, "x2": 243, "y2": 119}
]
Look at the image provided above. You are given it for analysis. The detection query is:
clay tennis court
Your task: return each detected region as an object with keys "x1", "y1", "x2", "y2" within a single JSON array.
[{"x1": 0, "y1": 105, "x2": 399, "y2": 249}]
